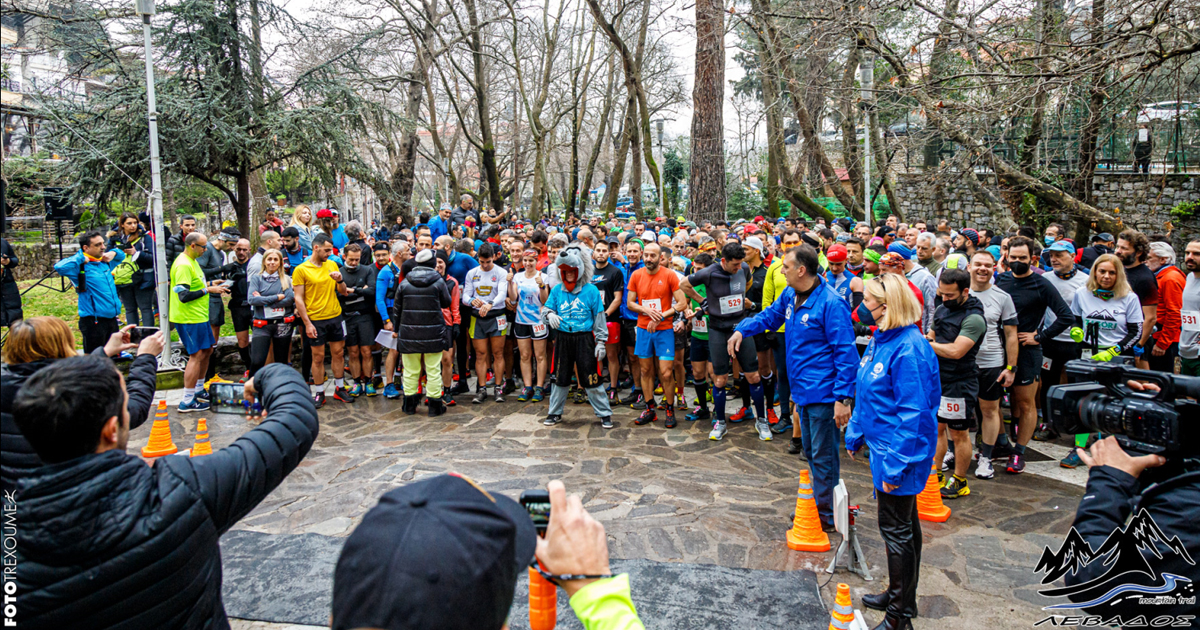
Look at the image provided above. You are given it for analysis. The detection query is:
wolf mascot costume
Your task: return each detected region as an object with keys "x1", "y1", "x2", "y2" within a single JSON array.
[{"x1": 540, "y1": 244, "x2": 614, "y2": 426}]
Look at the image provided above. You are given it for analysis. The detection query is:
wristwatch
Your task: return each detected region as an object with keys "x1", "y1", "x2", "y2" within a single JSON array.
[
  {"x1": 1005, "y1": 365, "x2": 1015, "y2": 372},
  {"x1": 839, "y1": 397, "x2": 854, "y2": 407}
]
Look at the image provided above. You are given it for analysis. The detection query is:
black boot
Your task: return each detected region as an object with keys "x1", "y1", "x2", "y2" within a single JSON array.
[
  {"x1": 861, "y1": 591, "x2": 890, "y2": 612},
  {"x1": 870, "y1": 615, "x2": 912, "y2": 630},
  {"x1": 403, "y1": 394, "x2": 420, "y2": 415},
  {"x1": 427, "y1": 396, "x2": 446, "y2": 417}
]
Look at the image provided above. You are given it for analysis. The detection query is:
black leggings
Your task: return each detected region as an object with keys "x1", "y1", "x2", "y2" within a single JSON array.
[
  {"x1": 249, "y1": 323, "x2": 294, "y2": 379},
  {"x1": 877, "y1": 490, "x2": 922, "y2": 619}
]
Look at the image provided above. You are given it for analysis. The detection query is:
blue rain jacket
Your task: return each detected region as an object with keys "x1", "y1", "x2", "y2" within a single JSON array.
[
  {"x1": 735, "y1": 277, "x2": 858, "y2": 407},
  {"x1": 617, "y1": 260, "x2": 643, "y2": 321},
  {"x1": 375, "y1": 262, "x2": 400, "y2": 322},
  {"x1": 54, "y1": 249, "x2": 126, "y2": 319},
  {"x1": 844, "y1": 324, "x2": 940, "y2": 496}
]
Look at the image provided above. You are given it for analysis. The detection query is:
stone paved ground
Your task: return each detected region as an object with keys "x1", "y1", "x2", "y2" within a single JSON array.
[{"x1": 131, "y1": 389, "x2": 1086, "y2": 629}]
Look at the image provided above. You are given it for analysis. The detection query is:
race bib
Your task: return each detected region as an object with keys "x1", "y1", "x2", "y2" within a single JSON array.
[
  {"x1": 938, "y1": 396, "x2": 966, "y2": 419},
  {"x1": 719, "y1": 295, "x2": 744, "y2": 314},
  {"x1": 1041, "y1": 356, "x2": 1052, "y2": 371},
  {"x1": 532, "y1": 322, "x2": 547, "y2": 337},
  {"x1": 265, "y1": 306, "x2": 286, "y2": 318},
  {"x1": 1181, "y1": 310, "x2": 1200, "y2": 332},
  {"x1": 693, "y1": 317, "x2": 708, "y2": 334},
  {"x1": 642, "y1": 298, "x2": 662, "y2": 313},
  {"x1": 496, "y1": 315, "x2": 508, "y2": 330}
]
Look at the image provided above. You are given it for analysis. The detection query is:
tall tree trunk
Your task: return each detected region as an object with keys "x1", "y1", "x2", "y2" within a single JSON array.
[
  {"x1": 1019, "y1": 0, "x2": 1060, "y2": 172},
  {"x1": 388, "y1": 0, "x2": 438, "y2": 225},
  {"x1": 579, "y1": 52, "x2": 617, "y2": 216},
  {"x1": 839, "y1": 45, "x2": 863, "y2": 202},
  {"x1": 1074, "y1": 0, "x2": 1107, "y2": 208},
  {"x1": 603, "y1": 93, "x2": 637, "y2": 215},
  {"x1": 463, "y1": 0, "x2": 503, "y2": 214},
  {"x1": 688, "y1": 0, "x2": 726, "y2": 223},
  {"x1": 924, "y1": 0, "x2": 959, "y2": 169}
]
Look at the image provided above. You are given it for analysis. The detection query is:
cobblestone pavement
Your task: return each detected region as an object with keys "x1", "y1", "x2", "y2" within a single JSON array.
[{"x1": 132, "y1": 389, "x2": 1086, "y2": 629}]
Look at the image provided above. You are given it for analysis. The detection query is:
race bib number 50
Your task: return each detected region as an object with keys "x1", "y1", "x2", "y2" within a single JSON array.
[{"x1": 939, "y1": 396, "x2": 966, "y2": 419}]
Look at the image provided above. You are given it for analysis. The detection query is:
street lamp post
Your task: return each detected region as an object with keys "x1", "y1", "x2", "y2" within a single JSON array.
[
  {"x1": 860, "y1": 54, "x2": 874, "y2": 230},
  {"x1": 135, "y1": 0, "x2": 173, "y2": 369}
]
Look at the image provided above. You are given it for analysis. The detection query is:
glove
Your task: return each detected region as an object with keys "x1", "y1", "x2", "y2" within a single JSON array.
[
  {"x1": 1090, "y1": 347, "x2": 1118, "y2": 362},
  {"x1": 546, "y1": 312, "x2": 562, "y2": 330},
  {"x1": 1132, "y1": 344, "x2": 1146, "y2": 357},
  {"x1": 1069, "y1": 327, "x2": 1084, "y2": 343},
  {"x1": 698, "y1": 299, "x2": 709, "y2": 315},
  {"x1": 595, "y1": 343, "x2": 606, "y2": 361}
]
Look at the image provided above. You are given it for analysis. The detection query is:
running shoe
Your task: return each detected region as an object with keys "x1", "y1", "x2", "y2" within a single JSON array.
[
  {"x1": 654, "y1": 383, "x2": 663, "y2": 395},
  {"x1": 729, "y1": 407, "x2": 754, "y2": 423},
  {"x1": 601, "y1": 416, "x2": 614, "y2": 429},
  {"x1": 708, "y1": 420, "x2": 728, "y2": 441},
  {"x1": 619, "y1": 390, "x2": 642, "y2": 405},
  {"x1": 634, "y1": 408, "x2": 657, "y2": 425},
  {"x1": 1033, "y1": 423, "x2": 1059, "y2": 441},
  {"x1": 663, "y1": 404, "x2": 677, "y2": 429},
  {"x1": 770, "y1": 413, "x2": 793, "y2": 435},
  {"x1": 178, "y1": 398, "x2": 210, "y2": 413},
  {"x1": 1059, "y1": 450, "x2": 1084, "y2": 469},
  {"x1": 607, "y1": 388, "x2": 619, "y2": 403},
  {"x1": 974, "y1": 456, "x2": 995, "y2": 479},
  {"x1": 518, "y1": 387, "x2": 534, "y2": 402},
  {"x1": 543, "y1": 414, "x2": 562, "y2": 426},
  {"x1": 473, "y1": 388, "x2": 488, "y2": 405},
  {"x1": 383, "y1": 383, "x2": 401, "y2": 399},
  {"x1": 241, "y1": 370, "x2": 249, "y2": 383},
  {"x1": 1006, "y1": 453, "x2": 1026, "y2": 474},
  {"x1": 195, "y1": 388, "x2": 210, "y2": 402},
  {"x1": 365, "y1": 383, "x2": 378, "y2": 397},
  {"x1": 313, "y1": 392, "x2": 326, "y2": 409},
  {"x1": 618, "y1": 377, "x2": 633, "y2": 390},
  {"x1": 372, "y1": 375, "x2": 384, "y2": 389},
  {"x1": 755, "y1": 418, "x2": 772, "y2": 441},
  {"x1": 443, "y1": 393, "x2": 457, "y2": 407},
  {"x1": 451, "y1": 381, "x2": 471, "y2": 395},
  {"x1": 685, "y1": 407, "x2": 711, "y2": 422},
  {"x1": 940, "y1": 476, "x2": 970, "y2": 499},
  {"x1": 767, "y1": 409, "x2": 780, "y2": 425},
  {"x1": 494, "y1": 390, "x2": 505, "y2": 404},
  {"x1": 937, "y1": 470, "x2": 945, "y2": 486},
  {"x1": 942, "y1": 449, "x2": 955, "y2": 472},
  {"x1": 571, "y1": 388, "x2": 587, "y2": 404},
  {"x1": 349, "y1": 382, "x2": 363, "y2": 397},
  {"x1": 334, "y1": 387, "x2": 355, "y2": 403},
  {"x1": 532, "y1": 386, "x2": 545, "y2": 402},
  {"x1": 630, "y1": 395, "x2": 649, "y2": 410},
  {"x1": 502, "y1": 379, "x2": 518, "y2": 396},
  {"x1": 787, "y1": 440, "x2": 804, "y2": 455},
  {"x1": 990, "y1": 442, "x2": 1013, "y2": 461}
]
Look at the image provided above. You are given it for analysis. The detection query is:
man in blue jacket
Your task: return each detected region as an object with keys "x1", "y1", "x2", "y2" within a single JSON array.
[
  {"x1": 728, "y1": 245, "x2": 858, "y2": 530},
  {"x1": 54, "y1": 230, "x2": 125, "y2": 354}
]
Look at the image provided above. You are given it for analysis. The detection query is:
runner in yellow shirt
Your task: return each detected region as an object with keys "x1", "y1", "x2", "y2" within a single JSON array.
[{"x1": 294, "y1": 233, "x2": 349, "y2": 407}]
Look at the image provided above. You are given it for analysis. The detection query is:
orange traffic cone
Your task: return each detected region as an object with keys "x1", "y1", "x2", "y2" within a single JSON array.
[
  {"x1": 828, "y1": 583, "x2": 855, "y2": 630},
  {"x1": 190, "y1": 418, "x2": 213, "y2": 457},
  {"x1": 141, "y1": 400, "x2": 178, "y2": 458},
  {"x1": 786, "y1": 469, "x2": 831, "y2": 552},
  {"x1": 917, "y1": 463, "x2": 951, "y2": 522},
  {"x1": 528, "y1": 566, "x2": 556, "y2": 630}
]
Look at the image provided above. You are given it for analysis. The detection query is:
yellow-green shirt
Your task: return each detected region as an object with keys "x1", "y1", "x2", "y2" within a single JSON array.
[
  {"x1": 761, "y1": 258, "x2": 787, "y2": 333},
  {"x1": 293, "y1": 259, "x2": 342, "y2": 321},
  {"x1": 169, "y1": 254, "x2": 208, "y2": 324}
]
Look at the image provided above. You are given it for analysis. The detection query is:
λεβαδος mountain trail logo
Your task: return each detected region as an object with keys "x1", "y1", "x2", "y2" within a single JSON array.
[{"x1": 1032, "y1": 508, "x2": 1195, "y2": 627}]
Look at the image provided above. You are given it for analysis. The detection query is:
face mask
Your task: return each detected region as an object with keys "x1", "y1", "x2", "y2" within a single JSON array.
[
  {"x1": 855, "y1": 303, "x2": 878, "y2": 327},
  {"x1": 1009, "y1": 260, "x2": 1030, "y2": 275},
  {"x1": 1044, "y1": 236, "x2": 1055, "y2": 246},
  {"x1": 942, "y1": 296, "x2": 966, "y2": 311}
]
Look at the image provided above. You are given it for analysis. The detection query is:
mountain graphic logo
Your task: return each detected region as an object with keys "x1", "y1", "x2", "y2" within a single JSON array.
[{"x1": 1035, "y1": 508, "x2": 1195, "y2": 610}]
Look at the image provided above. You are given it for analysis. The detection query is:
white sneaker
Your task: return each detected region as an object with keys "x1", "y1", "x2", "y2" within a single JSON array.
[
  {"x1": 975, "y1": 456, "x2": 995, "y2": 479},
  {"x1": 942, "y1": 449, "x2": 955, "y2": 471},
  {"x1": 708, "y1": 420, "x2": 728, "y2": 441},
  {"x1": 755, "y1": 419, "x2": 772, "y2": 441}
]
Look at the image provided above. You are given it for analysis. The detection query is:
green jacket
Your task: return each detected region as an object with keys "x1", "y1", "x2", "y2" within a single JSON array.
[{"x1": 569, "y1": 574, "x2": 645, "y2": 630}]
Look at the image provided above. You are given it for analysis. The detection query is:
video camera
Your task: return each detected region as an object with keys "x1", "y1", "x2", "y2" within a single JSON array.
[{"x1": 1046, "y1": 360, "x2": 1199, "y2": 459}]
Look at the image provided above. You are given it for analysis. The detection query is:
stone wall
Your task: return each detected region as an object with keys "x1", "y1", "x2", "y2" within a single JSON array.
[
  {"x1": 891, "y1": 171, "x2": 1200, "y2": 241},
  {"x1": 6, "y1": 241, "x2": 79, "y2": 282}
]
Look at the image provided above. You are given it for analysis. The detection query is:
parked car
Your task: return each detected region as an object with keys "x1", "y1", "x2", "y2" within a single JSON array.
[
  {"x1": 1137, "y1": 101, "x2": 1197, "y2": 123},
  {"x1": 616, "y1": 196, "x2": 634, "y2": 209},
  {"x1": 888, "y1": 121, "x2": 924, "y2": 137}
]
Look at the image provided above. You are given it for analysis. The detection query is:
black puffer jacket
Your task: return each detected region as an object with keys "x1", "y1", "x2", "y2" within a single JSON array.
[
  {"x1": 1, "y1": 349, "x2": 159, "y2": 494},
  {"x1": 0, "y1": 237, "x2": 21, "y2": 326},
  {"x1": 14, "y1": 364, "x2": 317, "y2": 630},
  {"x1": 165, "y1": 229, "x2": 187, "y2": 267},
  {"x1": 393, "y1": 264, "x2": 450, "y2": 354}
]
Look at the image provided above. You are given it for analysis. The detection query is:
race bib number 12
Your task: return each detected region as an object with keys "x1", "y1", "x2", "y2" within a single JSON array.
[{"x1": 642, "y1": 298, "x2": 662, "y2": 313}]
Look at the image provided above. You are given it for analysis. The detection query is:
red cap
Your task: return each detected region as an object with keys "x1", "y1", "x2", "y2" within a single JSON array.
[
  {"x1": 316, "y1": 208, "x2": 334, "y2": 219},
  {"x1": 826, "y1": 244, "x2": 848, "y2": 263},
  {"x1": 753, "y1": 216, "x2": 764, "y2": 223}
]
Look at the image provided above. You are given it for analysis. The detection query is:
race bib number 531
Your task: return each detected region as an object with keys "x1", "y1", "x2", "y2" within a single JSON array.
[{"x1": 1182, "y1": 310, "x2": 1200, "y2": 332}]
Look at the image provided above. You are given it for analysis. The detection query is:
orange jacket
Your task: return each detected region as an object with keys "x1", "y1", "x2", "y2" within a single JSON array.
[{"x1": 1154, "y1": 265, "x2": 1186, "y2": 348}]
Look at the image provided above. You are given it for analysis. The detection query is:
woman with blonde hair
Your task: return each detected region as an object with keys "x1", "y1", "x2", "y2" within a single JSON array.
[
  {"x1": 2, "y1": 317, "x2": 163, "y2": 491},
  {"x1": 247, "y1": 249, "x2": 295, "y2": 377},
  {"x1": 1073, "y1": 253, "x2": 1143, "y2": 361},
  {"x1": 288, "y1": 205, "x2": 315, "y2": 255},
  {"x1": 845, "y1": 273, "x2": 939, "y2": 630}
]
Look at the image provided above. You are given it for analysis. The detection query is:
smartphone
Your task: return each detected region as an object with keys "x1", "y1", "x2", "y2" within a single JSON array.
[
  {"x1": 519, "y1": 489, "x2": 551, "y2": 536},
  {"x1": 221, "y1": 280, "x2": 235, "y2": 288},
  {"x1": 129, "y1": 326, "x2": 160, "y2": 344},
  {"x1": 210, "y1": 382, "x2": 245, "y2": 414}
]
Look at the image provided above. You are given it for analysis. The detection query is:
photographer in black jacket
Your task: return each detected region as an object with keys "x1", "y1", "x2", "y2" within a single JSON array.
[{"x1": 12, "y1": 360, "x2": 317, "y2": 630}]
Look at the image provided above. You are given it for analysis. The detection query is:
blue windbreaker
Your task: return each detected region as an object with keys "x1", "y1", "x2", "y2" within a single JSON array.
[
  {"x1": 844, "y1": 325, "x2": 940, "y2": 496},
  {"x1": 375, "y1": 262, "x2": 401, "y2": 322},
  {"x1": 446, "y1": 251, "x2": 479, "y2": 287},
  {"x1": 825, "y1": 268, "x2": 855, "y2": 304},
  {"x1": 734, "y1": 277, "x2": 857, "y2": 407},
  {"x1": 54, "y1": 249, "x2": 126, "y2": 319}
]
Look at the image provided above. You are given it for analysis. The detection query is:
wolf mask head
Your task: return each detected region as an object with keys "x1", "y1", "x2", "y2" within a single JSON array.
[{"x1": 547, "y1": 244, "x2": 594, "y2": 293}]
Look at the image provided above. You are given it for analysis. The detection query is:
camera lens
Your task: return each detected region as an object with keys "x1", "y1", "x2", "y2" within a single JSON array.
[{"x1": 1078, "y1": 393, "x2": 1126, "y2": 435}]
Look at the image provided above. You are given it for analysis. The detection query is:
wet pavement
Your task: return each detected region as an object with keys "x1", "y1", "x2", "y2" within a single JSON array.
[{"x1": 131, "y1": 387, "x2": 1087, "y2": 628}]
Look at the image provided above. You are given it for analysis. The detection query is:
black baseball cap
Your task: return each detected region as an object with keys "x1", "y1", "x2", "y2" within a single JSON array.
[{"x1": 331, "y1": 474, "x2": 537, "y2": 630}]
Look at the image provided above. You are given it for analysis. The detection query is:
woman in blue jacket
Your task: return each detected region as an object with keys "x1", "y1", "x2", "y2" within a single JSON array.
[{"x1": 845, "y1": 273, "x2": 939, "y2": 630}]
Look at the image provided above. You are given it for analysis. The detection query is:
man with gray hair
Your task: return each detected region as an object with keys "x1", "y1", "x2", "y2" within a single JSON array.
[
  {"x1": 916, "y1": 232, "x2": 941, "y2": 275},
  {"x1": 1147, "y1": 240, "x2": 1185, "y2": 373},
  {"x1": 451, "y1": 193, "x2": 478, "y2": 226}
]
